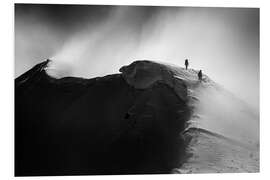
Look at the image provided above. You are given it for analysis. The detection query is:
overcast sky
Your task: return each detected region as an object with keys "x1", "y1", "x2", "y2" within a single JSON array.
[{"x1": 15, "y1": 4, "x2": 259, "y2": 111}]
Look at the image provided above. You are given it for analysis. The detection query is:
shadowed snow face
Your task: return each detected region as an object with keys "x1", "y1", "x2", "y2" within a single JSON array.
[{"x1": 120, "y1": 61, "x2": 164, "y2": 89}]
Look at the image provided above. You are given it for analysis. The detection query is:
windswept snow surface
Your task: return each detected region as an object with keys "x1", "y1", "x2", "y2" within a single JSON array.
[{"x1": 120, "y1": 60, "x2": 259, "y2": 173}]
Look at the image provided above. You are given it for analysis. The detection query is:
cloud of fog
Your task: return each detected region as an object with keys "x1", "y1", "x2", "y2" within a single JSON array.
[
  {"x1": 48, "y1": 7, "x2": 143, "y2": 78},
  {"x1": 15, "y1": 5, "x2": 259, "y2": 111},
  {"x1": 193, "y1": 85, "x2": 259, "y2": 146}
]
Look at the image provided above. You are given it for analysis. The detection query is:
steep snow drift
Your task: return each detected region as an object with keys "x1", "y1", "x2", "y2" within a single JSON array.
[
  {"x1": 120, "y1": 60, "x2": 259, "y2": 173},
  {"x1": 172, "y1": 128, "x2": 259, "y2": 173}
]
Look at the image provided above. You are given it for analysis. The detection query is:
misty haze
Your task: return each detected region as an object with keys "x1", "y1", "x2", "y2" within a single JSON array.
[{"x1": 15, "y1": 4, "x2": 259, "y2": 176}]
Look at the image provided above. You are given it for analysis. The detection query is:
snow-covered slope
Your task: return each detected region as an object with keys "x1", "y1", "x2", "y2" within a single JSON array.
[
  {"x1": 16, "y1": 59, "x2": 259, "y2": 175},
  {"x1": 120, "y1": 60, "x2": 259, "y2": 173}
]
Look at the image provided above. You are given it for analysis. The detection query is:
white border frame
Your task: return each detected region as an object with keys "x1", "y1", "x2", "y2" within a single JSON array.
[{"x1": 1, "y1": 0, "x2": 269, "y2": 179}]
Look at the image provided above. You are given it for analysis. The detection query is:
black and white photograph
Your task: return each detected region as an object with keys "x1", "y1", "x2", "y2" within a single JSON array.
[{"x1": 14, "y1": 2, "x2": 260, "y2": 177}]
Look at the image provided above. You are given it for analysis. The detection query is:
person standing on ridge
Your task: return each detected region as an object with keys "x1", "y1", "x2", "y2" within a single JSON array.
[
  {"x1": 185, "y1": 59, "x2": 189, "y2": 70},
  {"x1": 198, "y1": 70, "x2": 203, "y2": 81}
]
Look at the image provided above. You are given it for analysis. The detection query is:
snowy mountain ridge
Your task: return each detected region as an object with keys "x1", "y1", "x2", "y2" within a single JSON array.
[
  {"x1": 16, "y1": 59, "x2": 259, "y2": 174},
  {"x1": 120, "y1": 60, "x2": 259, "y2": 173},
  {"x1": 120, "y1": 60, "x2": 259, "y2": 144}
]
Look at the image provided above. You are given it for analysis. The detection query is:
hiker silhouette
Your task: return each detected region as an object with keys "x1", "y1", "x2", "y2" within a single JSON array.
[
  {"x1": 198, "y1": 70, "x2": 202, "y2": 81},
  {"x1": 185, "y1": 59, "x2": 189, "y2": 70}
]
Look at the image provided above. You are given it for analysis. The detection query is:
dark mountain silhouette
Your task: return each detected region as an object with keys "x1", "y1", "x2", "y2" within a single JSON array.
[
  {"x1": 15, "y1": 60, "x2": 191, "y2": 176},
  {"x1": 16, "y1": 59, "x2": 259, "y2": 175}
]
